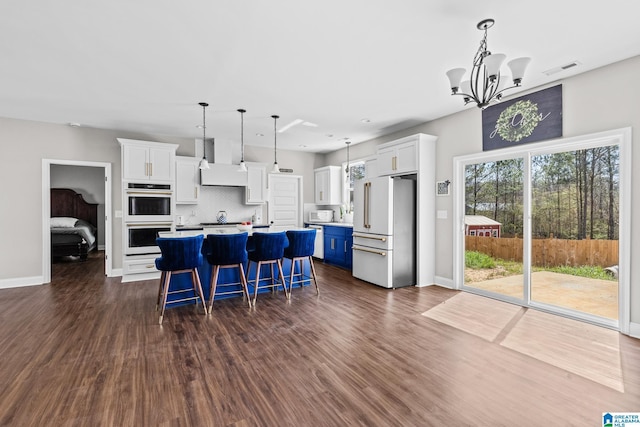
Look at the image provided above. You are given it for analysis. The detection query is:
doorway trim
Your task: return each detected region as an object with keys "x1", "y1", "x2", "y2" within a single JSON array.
[
  {"x1": 42, "y1": 159, "x2": 113, "y2": 282},
  {"x1": 453, "y1": 127, "x2": 631, "y2": 334}
]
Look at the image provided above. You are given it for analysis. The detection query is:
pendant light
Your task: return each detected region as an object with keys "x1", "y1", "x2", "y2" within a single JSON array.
[
  {"x1": 345, "y1": 140, "x2": 351, "y2": 178},
  {"x1": 237, "y1": 108, "x2": 248, "y2": 172},
  {"x1": 198, "y1": 102, "x2": 210, "y2": 170},
  {"x1": 271, "y1": 114, "x2": 280, "y2": 173}
]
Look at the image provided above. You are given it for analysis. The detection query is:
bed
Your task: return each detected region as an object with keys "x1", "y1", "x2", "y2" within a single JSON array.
[{"x1": 50, "y1": 188, "x2": 98, "y2": 261}]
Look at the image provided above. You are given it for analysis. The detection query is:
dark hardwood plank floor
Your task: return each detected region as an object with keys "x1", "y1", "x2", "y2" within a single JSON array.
[{"x1": 0, "y1": 252, "x2": 638, "y2": 426}]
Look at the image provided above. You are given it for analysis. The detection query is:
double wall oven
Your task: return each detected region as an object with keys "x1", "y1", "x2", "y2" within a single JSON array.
[{"x1": 124, "y1": 183, "x2": 173, "y2": 256}]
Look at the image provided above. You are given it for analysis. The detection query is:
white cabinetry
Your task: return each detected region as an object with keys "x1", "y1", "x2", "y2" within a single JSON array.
[
  {"x1": 375, "y1": 133, "x2": 438, "y2": 286},
  {"x1": 376, "y1": 139, "x2": 418, "y2": 176},
  {"x1": 364, "y1": 155, "x2": 378, "y2": 179},
  {"x1": 119, "y1": 139, "x2": 177, "y2": 183},
  {"x1": 175, "y1": 156, "x2": 200, "y2": 204},
  {"x1": 314, "y1": 166, "x2": 342, "y2": 205},
  {"x1": 245, "y1": 163, "x2": 267, "y2": 204}
]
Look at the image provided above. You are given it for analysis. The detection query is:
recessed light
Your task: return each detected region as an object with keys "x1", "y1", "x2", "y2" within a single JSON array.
[
  {"x1": 361, "y1": 118, "x2": 371, "y2": 123},
  {"x1": 298, "y1": 144, "x2": 307, "y2": 148},
  {"x1": 326, "y1": 134, "x2": 334, "y2": 138},
  {"x1": 68, "y1": 122, "x2": 81, "y2": 127},
  {"x1": 196, "y1": 125, "x2": 204, "y2": 129}
]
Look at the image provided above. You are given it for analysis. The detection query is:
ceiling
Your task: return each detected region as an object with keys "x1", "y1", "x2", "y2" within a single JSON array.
[{"x1": 1, "y1": 1, "x2": 639, "y2": 154}]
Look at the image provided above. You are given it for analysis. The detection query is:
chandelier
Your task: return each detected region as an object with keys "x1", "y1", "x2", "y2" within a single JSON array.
[{"x1": 446, "y1": 19, "x2": 531, "y2": 108}]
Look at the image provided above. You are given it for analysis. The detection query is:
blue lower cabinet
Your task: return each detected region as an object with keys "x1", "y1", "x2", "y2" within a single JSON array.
[
  {"x1": 323, "y1": 226, "x2": 353, "y2": 270},
  {"x1": 164, "y1": 257, "x2": 308, "y2": 307}
]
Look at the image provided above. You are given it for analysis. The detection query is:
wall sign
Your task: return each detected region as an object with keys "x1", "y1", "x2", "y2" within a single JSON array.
[{"x1": 482, "y1": 84, "x2": 562, "y2": 151}]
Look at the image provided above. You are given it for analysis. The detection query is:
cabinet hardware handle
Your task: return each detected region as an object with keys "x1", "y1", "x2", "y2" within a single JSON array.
[
  {"x1": 364, "y1": 182, "x2": 371, "y2": 229},
  {"x1": 331, "y1": 238, "x2": 335, "y2": 250},
  {"x1": 149, "y1": 163, "x2": 153, "y2": 176},
  {"x1": 344, "y1": 241, "x2": 346, "y2": 252},
  {"x1": 195, "y1": 187, "x2": 198, "y2": 198},
  {"x1": 320, "y1": 190, "x2": 323, "y2": 201},
  {"x1": 352, "y1": 233, "x2": 386, "y2": 242},
  {"x1": 126, "y1": 191, "x2": 172, "y2": 195},
  {"x1": 145, "y1": 264, "x2": 155, "y2": 268},
  {"x1": 353, "y1": 247, "x2": 386, "y2": 256},
  {"x1": 392, "y1": 156, "x2": 397, "y2": 171},
  {"x1": 126, "y1": 222, "x2": 173, "y2": 227}
]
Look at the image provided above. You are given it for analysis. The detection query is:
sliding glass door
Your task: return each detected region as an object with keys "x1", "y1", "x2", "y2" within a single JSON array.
[
  {"x1": 463, "y1": 158, "x2": 525, "y2": 303},
  {"x1": 454, "y1": 129, "x2": 630, "y2": 331},
  {"x1": 530, "y1": 145, "x2": 619, "y2": 322}
]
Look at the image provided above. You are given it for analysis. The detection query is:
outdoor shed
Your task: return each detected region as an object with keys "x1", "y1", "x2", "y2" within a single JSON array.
[{"x1": 465, "y1": 215, "x2": 502, "y2": 237}]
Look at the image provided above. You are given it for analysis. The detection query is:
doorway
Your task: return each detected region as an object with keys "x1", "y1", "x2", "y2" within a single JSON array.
[
  {"x1": 453, "y1": 128, "x2": 631, "y2": 333},
  {"x1": 268, "y1": 174, "x2": 303, "y2": 228},
  {"x1": 42, "y1": 159, "x2": 113, "y2": 283}
]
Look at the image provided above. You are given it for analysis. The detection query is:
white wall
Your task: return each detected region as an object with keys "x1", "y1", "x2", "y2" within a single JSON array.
[
  {"x1": 0, "y1": 120, "x2": 324, "y2": 283},
  {"x1": 0, "y1": 119, "x2": 193, "y2": 280},
  {"x1": 324, "y1": 55, "x2": 640, "y2": 325},
  {"x1": 244, "y1": 145, "x2": 323, "y2": 204}
]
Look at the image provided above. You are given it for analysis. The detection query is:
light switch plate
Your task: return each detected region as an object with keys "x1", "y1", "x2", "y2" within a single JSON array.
[{"x1": 437, "y1": 210, "x2": 448, "y2": 219}]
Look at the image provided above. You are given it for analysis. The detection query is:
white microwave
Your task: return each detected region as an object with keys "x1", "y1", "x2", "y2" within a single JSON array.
[
  {"x1": 309, "y1": 210, "x2": 334, "y2": 223},
  {"x1": 125, "y1": 183, "x2": 173, "y2": 223}
]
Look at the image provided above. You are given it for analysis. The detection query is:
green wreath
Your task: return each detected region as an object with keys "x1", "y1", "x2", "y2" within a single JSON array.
[{"x1": 496, "y1": 100, "x2": 540, "y2": 142}]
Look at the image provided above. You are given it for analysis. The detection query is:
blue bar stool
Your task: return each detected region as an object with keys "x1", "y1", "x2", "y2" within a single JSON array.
[
  {"x1": 204, "y1": 232, "x2": 251, "y2": 311},
  {"x1": 155, "y1": 235, "x2": 206, "y2": 325},
  {"x1": 283, "y1": 229, "x2": 320, "y2": 295},
  {"x1": 247, "y1": 231, "x2": 290, "y2": 306}
]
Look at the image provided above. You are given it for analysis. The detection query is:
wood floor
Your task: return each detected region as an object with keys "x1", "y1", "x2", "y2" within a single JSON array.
[{"x1": 0, "y1": 252, "x2": 638, "y2": 426}]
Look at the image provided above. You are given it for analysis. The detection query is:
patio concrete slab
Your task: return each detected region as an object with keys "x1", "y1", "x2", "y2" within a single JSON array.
[{"x1": 467, "y1": 271, "x2": 617, "y2": 319}]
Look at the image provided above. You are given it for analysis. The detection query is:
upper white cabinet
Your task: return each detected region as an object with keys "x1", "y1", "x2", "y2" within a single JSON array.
[
  {"x1": 314, "y1": 166, "x2": 342, "y2": 205},
  {"x1": 119, "y1": 139, "x2": 177, "y2": 183},
  {"x1": 363, "y1": 155, "x2": 378, "y2": 179},
  {"x1": 376, "y1": 139, "x2": 418, "y2": 176},
  {"x1": 175, "y1": 156, "x2": 200, "y2": 204},
  {"x1": 245, "y1": 163, "x2": 267, "y2": 204}
]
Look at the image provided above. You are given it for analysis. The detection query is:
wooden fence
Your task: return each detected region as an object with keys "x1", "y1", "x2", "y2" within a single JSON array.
[{"x1": 465, "y1": 236, "x2": 618, "y2": 268}]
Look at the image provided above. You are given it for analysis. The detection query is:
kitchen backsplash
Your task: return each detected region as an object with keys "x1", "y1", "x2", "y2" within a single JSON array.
[{"x1": 175, "y1": 186, "x2": 265, "y2": 225}]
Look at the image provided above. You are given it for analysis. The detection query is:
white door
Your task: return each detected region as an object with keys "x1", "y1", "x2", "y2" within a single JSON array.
[
  {"x1": 353, "y1": 176, "x2": 392, "y2": 235},
  {"x1": 268, "y1": 174, "x2": 302, "y2": 230}
]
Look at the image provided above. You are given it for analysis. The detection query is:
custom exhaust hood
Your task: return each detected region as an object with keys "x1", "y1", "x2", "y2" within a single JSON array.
[{"x1": 199, "y1": 139, "x2": 248, "y2": 186}]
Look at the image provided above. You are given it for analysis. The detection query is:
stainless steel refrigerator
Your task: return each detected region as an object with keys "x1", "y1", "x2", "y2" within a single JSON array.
[{"x1": 352, "y1": 175, "x2": 416, "y2": 288}]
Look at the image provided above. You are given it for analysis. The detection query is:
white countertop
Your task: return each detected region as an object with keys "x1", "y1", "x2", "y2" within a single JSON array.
[
  {"x1": 306, "y1": 222, "x2": 353, "y2": 228},
  {"x1": 158, "y1": 226, "x2": 306, "y2": 238}
]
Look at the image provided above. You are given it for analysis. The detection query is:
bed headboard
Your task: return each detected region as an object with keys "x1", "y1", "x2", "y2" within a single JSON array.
[{"x1": 51, "y1": 188, "x2": 99, "y2": 229}]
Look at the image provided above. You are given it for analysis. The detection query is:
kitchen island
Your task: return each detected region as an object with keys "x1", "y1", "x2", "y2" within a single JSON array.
[{"x1": 157, "y1": 226, "x2": 311, "y2": 307}]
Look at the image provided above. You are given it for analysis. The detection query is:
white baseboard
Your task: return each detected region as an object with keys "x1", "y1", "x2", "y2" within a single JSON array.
[
  {"x1": 0, "y1": 276, "x2": 44, "y2": 289},
  {"x1": 434, "y1": 275, "x2": 455, "y2": 289},
  {"x1": 109, "y1": 268, "x2": 123, "y2": 278},
  {"x1": 629, "y1": 322, "x2": 640, "y2": 339}
]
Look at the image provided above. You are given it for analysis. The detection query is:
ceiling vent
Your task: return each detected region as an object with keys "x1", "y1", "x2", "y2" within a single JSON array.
[{"x1": 543, "y1": 61, "x2": 582, "y2": 76}]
